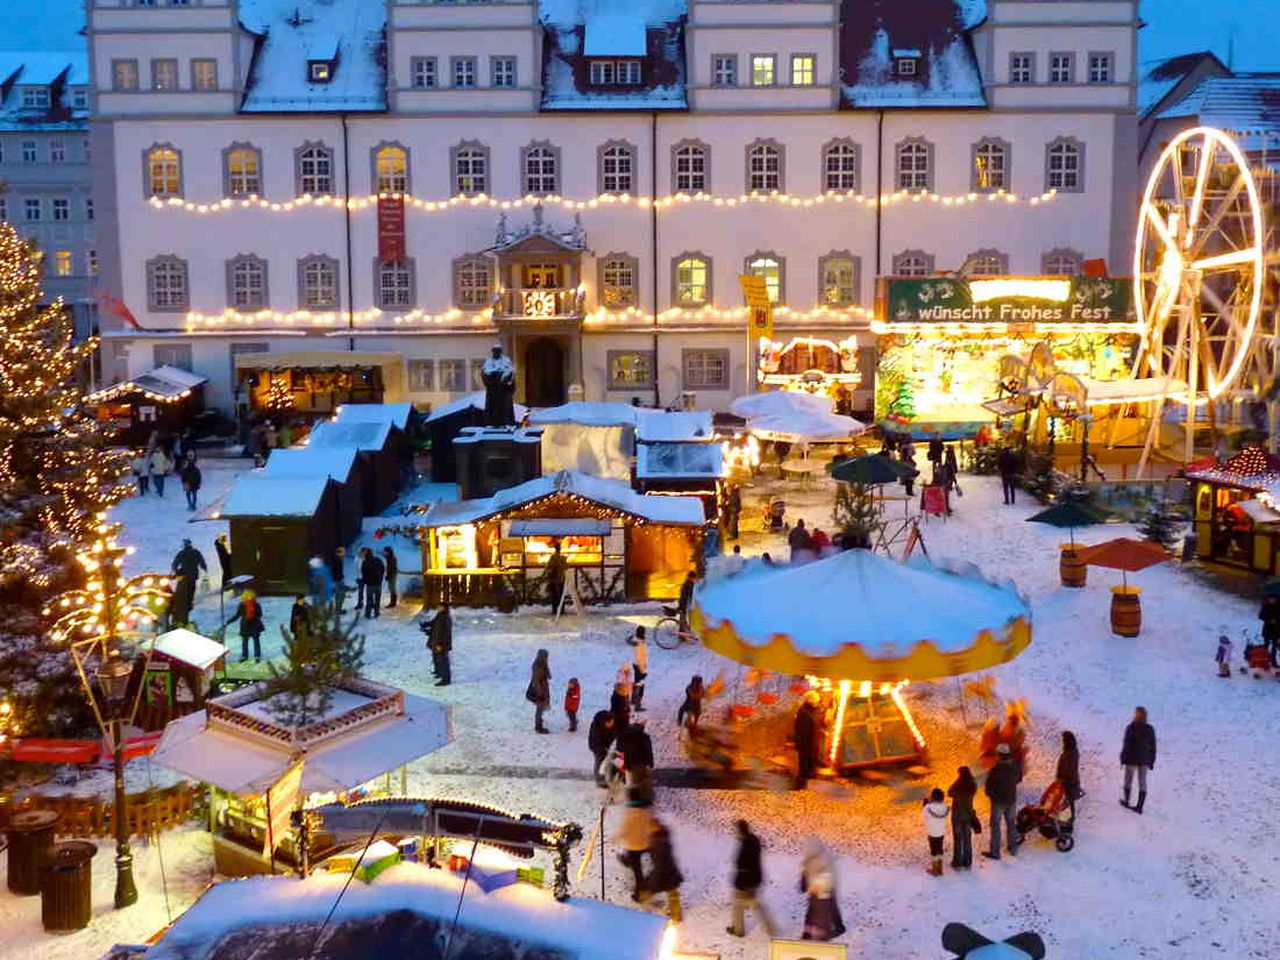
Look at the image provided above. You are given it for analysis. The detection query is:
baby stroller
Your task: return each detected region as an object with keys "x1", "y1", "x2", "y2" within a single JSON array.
[
  {"x1": 764, "y1": 498, "x2": 786, "y2": 531},
  {"x1": 1015, "y1": 780, "x2": 1076, "y2": 852}
]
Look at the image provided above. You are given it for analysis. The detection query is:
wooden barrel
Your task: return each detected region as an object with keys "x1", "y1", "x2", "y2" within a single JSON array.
[
  {"x1": 1110, "y1": 586, "x2": 1142, "y2": 637},
  {"x1": 1059, "y1": 544, "x2": 1087, "y2": 588}
]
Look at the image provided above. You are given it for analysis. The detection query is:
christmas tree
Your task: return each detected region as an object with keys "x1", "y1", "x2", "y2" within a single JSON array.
[
  {"x1": 265, "y1": 603, "x2": 366, "y2": 727},
  {"x1": 0, "y1": 223, "x2": 132, "y2": 736},
  {"x1": 1137, "y1": 498, "x2": 1186, "y2": 550},
  {"x1": 888, "y1": 380, "x2": 916, "y2": 419},
  {"x1": 832, "y1": 482, "x2": 881, "y2": 549}
]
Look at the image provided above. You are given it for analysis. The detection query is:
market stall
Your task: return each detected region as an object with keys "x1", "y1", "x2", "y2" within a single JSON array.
[
  {"x1": 234, "y1": 351, "x2": 406, "y2": 415},
  {"x1": 261, "y1": 446, "x2": 364, "y2": 545},
  {"x1": 691, "y1": 549, "x2": 1032, "y2": 769},
  {"x1": 84, "y1": 365, "x2": 207, "y2": 446},
  {"x1": 417, "y1": 470, "x2": 705, "y2": 607},
  {"x1": 635, "y1": 410, "x2": 723, "y2": 518},
  {"x1": 1186, "y1": 446, "x2": 1280, "y2": 573},
  {"x1": 219, "y1": 474, "x2": 340, "y2": 594},
  {"x1": 307, "y1": 417, "x2": 400, "y2": 515},
  {"x1": 151, "y1": 677, "x2": 451, "y2": 877}
]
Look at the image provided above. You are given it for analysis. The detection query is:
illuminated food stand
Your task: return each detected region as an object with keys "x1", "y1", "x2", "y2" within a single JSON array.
[
  {"x1": 1186, "y1": 447, "x2": 1280, "y2": 574},
  {"x1": 84, "y1": 364, "x2": 208, "y2": 446},
  {"x1": 691, "y1": 549, "x2": 1032, "y2": 770},
  {"x1": 419, "y1": 470, "x2": 706, "y2": 606},
  {"x1": 757, "y1": 336, "x2": 862, "y2": 398}
]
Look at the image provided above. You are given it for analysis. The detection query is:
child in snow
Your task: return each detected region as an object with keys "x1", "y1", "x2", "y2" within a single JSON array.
[
  {"x1": 923, "y1": 787, "x2": 950, "y2": 876},
  {"x1": 565, "y1": 678, "x2": 581, "y2": 732},
  {"x1": 1215, "y1": 635, "x2": 1232, "y2": 678},
  {"x1": 629, "y1": 627, "x2": 649, "y2": 712}
]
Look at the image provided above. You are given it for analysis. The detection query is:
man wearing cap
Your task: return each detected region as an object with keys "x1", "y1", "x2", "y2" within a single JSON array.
[{"x1": 981, "y1": 742, "x2": 1022, "y2": 860}]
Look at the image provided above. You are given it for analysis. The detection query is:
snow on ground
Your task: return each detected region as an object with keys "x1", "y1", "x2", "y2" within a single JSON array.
[{"x1": 5, "y1": 455, "x2": 1279, "y2": 958}]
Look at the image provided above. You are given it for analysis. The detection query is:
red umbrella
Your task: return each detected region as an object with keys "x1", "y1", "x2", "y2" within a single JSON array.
[{"x1": 1078, "y1": 537, "x2": 1169, "y2": 588}]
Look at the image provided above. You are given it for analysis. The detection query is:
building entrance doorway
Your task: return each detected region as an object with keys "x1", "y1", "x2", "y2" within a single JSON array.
[{"x1": 524, "y1": 337, "x2": 565, "y2": 407}]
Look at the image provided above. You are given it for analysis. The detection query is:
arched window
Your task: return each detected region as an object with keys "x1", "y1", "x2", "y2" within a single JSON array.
[
  {"x1": 453, "y1": 256, "x2": 492, "y2": 309},
  {"x1": 373, "y1": 143, "x2": 409, "y2": 194},
  {"x1": 672, "y1": 140, "x2": 709, "y2": 193},
  {"x1": 972, "y1": 138, "x2": 1009, "y2": 192},
  {"x1": 599, "y1": 142, "x2": 635, "y2": 194},
  {"x1": 1042, "y1": 248, "x2": 1084, "y2": 276},
  {"x1": 376, "y1": 259, "x2": 415, "y2": 309},
  {"x1": 145, "y1": 145, "x2": 181, "y2": 198},
  {"x1": 819, "y1": 252, "x2": 859, "y2": 306},
  {"x1": 744, "y1": 251, "x2": 784, "y2": 304},
  {"x1": 226, "y1": 254, "x2": 268, "y2": 308},
  {"x1": 146, "y1": 255, "x2": 189, "y2": 311},
  {"x1": 746, "y1": 140, "x2": 783, "y2": 192},
  {"x1": 966, "y1": 249, "x2": 1008, "y2": 276},
  {"x1": 892, "y1": 250, "x2": 935, "y2": 277},
  {"x1": 297, "y1": 255, "x2": 339, "y2": 309},
  {"x1": 1045, "y1": 137, "x2": 1084, "y2": 192},
  {"x1": 295, "y1": 143, "x2": 333, "y2": 195},
  {"x1": 822, "y1": 140, "x2": 859, "y2": 192},
  {"x1": 223, "y1": 144, "x2": 262, "y2": 198},
  {"x1": 895, "y1": 138, "x2": 932, "y2": 192},
  {"x1": 673, "y1": 253, "x2": 711, "y2": 306},
  {"x1": 521, "y1": 142, "x2": 559, "y2": 195},
  {"x1": 451, "y1": 142, "x2": 488, "y2": 196}
]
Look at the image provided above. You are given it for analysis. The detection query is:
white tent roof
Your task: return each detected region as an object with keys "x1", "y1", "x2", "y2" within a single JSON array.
[
  {"x1": 261, "y1": 446, "x2": 359, "y2": 482},
  {"x1": 423, "y1": 391, "x2": 529, "y2": 425},
  {"x1": 747, "y1": 409, "x2": 866, "y2": 442},
  {"x1": 220, "y1": 475, "x2": 331, "y2": 518},
  {"x1": 528, "y1": 401, "x2": 641, "y2": 427},
  {"x1": 635, "y1": 410, "x2": 714, "y2": 442},
  {"x1": 152, "y1": 628, "x2": 227, "y2": 671},
  {"x1": 308, "y1": 418, "x2": 392, "y2": 452},
  {"x1": 423, "y1": 470, "x2": 705, "y2": 527},
  {"x1": 730, "y1": 390, "x2": 832, "y2": 420},
  {"x1": 152, "y1": 691, "x2": 451, "y2": 796},
  {"x1": 334, "y1": 401, "x2": 413, "y2": 430}
]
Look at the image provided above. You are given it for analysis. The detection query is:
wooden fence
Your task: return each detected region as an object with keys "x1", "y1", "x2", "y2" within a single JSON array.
[{"x1": 7, "y1": 783, "x2": 201, "y2": 840}]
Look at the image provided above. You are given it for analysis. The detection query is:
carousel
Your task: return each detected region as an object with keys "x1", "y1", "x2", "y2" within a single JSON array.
[{"x1": 690, "y1": 549, "x2": 1031, "y2": 769}]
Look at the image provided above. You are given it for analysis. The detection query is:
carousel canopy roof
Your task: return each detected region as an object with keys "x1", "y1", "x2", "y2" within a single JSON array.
[
  {"x1": 422, "y1": 470, "x2": 705, "y2": 528},
  {"x1": 1184, "y1": 446, "x2": 1280, "y2": 490},
  {"x1": 261, "y1": 446, "x2": 359, "y2": 483},
  {"x1": 221, "y1": 475, "x2": 332, "y2": 518},
  {"x1": 308, "y1": 418, "x2": 393, "y2": 453},
  {"x1": 692, "y1": 550, "x2": 1031, "y2": 682},
  {"x1": 334, "y1": 401, "x2": 413, "y2": 430}
]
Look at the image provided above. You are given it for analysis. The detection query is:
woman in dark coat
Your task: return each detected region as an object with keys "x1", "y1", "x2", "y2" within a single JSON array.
[
  {"x1": 946, "y1": 765, "x2": 979, "y2": 869},
  {"x1": 1056, "y1": 730, "x2": 1082, "y2": 820},
  {"x1": 226, "y1": 589, "x2": 265, "y2": 662},
  {"x1": 646, "y1": 820, "x2": 684, "y2": 922},
  {"x1": 381, "y1": 546, "x2": 399, "y2": 607},
  {"x1": 527, "y1": 649, "x2": 551, "y2": 734},
  {"x1": 610, "y1": 680, "x2": 631, "y2": 732}
]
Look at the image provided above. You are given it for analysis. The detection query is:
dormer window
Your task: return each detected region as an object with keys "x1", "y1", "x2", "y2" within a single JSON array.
[
  {"x1": 20, "y1": 88, "x2": 50, "y2": 110},
  {"x1": 589, "y1": 60, "x2": 642, "y2": 86},
  {"x1": 892, "y1": 49, "x2": 920, "y2": 77},
  {"x1": 309, "y1": 62, "x2": 331, "y2": 83},
  {"x1": 307, "y1": 36, "x2": 339, "y2": 85}
]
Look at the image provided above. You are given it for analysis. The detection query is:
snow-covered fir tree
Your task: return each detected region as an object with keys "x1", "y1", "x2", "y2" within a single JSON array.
[{"x1": 265, "y1": 603, "x2": 367, "y2": 726}]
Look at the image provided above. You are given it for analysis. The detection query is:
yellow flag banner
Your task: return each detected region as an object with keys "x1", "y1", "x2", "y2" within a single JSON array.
[{"x1": 738, "y1": 274, "x2": 773, "y2": 341}]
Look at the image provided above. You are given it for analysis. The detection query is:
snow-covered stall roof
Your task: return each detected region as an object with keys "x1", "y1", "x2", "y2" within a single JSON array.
[
  {"x1": 261, "y1": 446, "x2": 359, "y2": 483},
  {"x1": 308, "y1": 418, "x2": 392, "y2": 453},
  {"x1": 152, "y1": 688, "x2": 451, "y2": 796},
  {"x1": 529, "y1": 401, "x2": 642, "y2": 427},
  {"x1": 144, "y1": 862, "x2": 668, "y2": 960},
  {"x1": 335, "y1": 401, "x2": 413, "y2": 431},
  {"x1": 635, "y1": 410, "x2": 714, "y2": 442},
  {"x1": 840, "y1": 3, "x2": 986, "y2": 108},
  {"x1": 85, "y1": 365, "x2": 208, "y2": 404},
  {"x1": 152, "y1": 628, "x2": 227, "y2": 672},
  {"x1": 423, "y1": 391, "x2": 529, "y2": 425},
  {"x1": 636, "y1": 442, "x2": 723, "y2": 480},
  {"x1": 220, "y1": 474, "x2": 331, "y2": 518},
  {"x1": 238, "y1": 0, "x2": 387, "y2": 113},
  {"x1": 422, "y1": 470, "x2": 704, "y2": 528}
]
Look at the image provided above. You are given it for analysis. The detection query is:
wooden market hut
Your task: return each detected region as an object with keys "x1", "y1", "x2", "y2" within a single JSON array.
[
  {"x1": 308, "y1": 418, "x2": 400, "y2": 515},
  {"x1": 219, "y1": 474, "x2": 340, "y2": 594},
  {"x1": 84, "y1": 365, "x2": 208, "y2": 446},
  {"x1": 262, "y1": 446, "x2": 364, "y2": 545},
  {"x1": 634, "y1": 410, "x2": 723, "y2": 519},
  {"x1": 1186, "y1": 446, "x2": 1280, "y2": 574},
  {"x1": 418, "y1": 470, "x2": 706, "y2": 607},
  {"x1": 334, "y1": 401, "x2": 415, "y2": 462}
]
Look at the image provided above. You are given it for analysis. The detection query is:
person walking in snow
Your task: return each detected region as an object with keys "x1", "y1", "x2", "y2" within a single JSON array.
[
  {"x1": 179, "y1": 457, "x2": 202, "y2": 511},
  {"x1": 148, "y1": 447, "x2": 173, "y2": 498},
  {"x1": 611, "y1": 789, "x2": 655, "y2": 902},
  {"x1": 1056, "y1": 731, "x2": 1082, "y2": 821},
  {"x1": 171, "y1": 538, "x2": 206, "y2": 619},
  {"x1": 131, "y1": 452, "x2": 150, "y2": 496},
  {"x1": 426, "y1": 604, "x2": 452, "y2": 686},
  {"x1": 588, "y1": 709, "x2": 617, "y2": 786},
  {"x1": 381, "y1": 546, "x2": 399, "y2": 608},
  {"x1": 923, "y1": 788, "x2": 950, "y2": 876},
  {"x1": 527, "y1": 648, "x2": 551, "y2": 734},
  {"x1": 646, "y1": 819, "x2": 685, "y2": 922},
  {"x1": 618, "y1": 719, "x2": 655, "y2": 803},
  {"x1": 981, "y1": 743, "x2": 1021, "y2": 860},
  {"x1": 629, "y1": 626, "x2": 649, "y2": 712},
  {"x1": 677, "y1": 674, "x2": 706, "y2": 732},
  {"x1": 1120, "y1": 706, "x2": 1156, "y2": 814},
  {"x1": 215, "y1": 533, "x2": 233, "y2": 592},
  {"x1": 1215, "y1": 634, "x2": 1233, "y2": 677},
  {"x1": 793, "y1": 691, "x2": 824, "y2": 790},
  {"x1": 946, "y1": 766, "x2": 979, "y2": 869},
  {"x1": 308, "y1": 556, "x2": 333, "y2": 607},
  {"x1": 799, "y1": 838, "x2": 845, "y2": 941},
  {"x1": 564, "y1": 677, "x2": 581, "y2": 732},
  {"x1": 998, "y1": 446, "x2": 1020, "y2": 505},
  {"x1": 726, "y1": 819, "x2": 776, "y2": 938},
  {"x1": 1259, "y1": 595, "x2": 1280, "y2": 666},
  {"x1": 788, "y1": 519, "x2": 813, "y2": 562},
  {"x1": 360, "y1": 547, "x2": 385, "y2": 619},
  {"x1": 610, "y1": 680, "x2": 631, "y2": 733},
  {"x1": 226, "y1": 588, "x2": 265, "y2": 662}
]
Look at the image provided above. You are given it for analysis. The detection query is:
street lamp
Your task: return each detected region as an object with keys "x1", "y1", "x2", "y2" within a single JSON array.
[{"x1": 43, "y1": 515, "x2": 171, "y2": 910}]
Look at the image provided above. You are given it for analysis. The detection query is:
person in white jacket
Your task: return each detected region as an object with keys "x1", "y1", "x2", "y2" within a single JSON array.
[
  {"x1": 923, "y1": 788, "x2": 951, "y2": 877},
  {"x1": 147, "y1": 448, "x2": 173, "y2": 498}
]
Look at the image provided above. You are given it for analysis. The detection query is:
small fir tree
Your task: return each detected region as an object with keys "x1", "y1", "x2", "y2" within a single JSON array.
[
  {"x1": 888, "y1": 380, "x2": 916, "y2": 420},
  {"x1": 265, "y1": 602, "x2": 366, "y2": 727},
  {"x1": 1137, "y1": 498, "x2": 1186, "y2": 550},
  {"x1": 0, "y1": 223, "x2": 131, "y2": 736},
  {"x1": 832, "y1": 482, "x2": 881, "y2": 549}
]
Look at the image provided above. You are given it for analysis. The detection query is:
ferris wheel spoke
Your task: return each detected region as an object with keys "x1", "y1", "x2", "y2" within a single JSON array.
[
  {"x1": 1186, "y1": 141, "x2": 1214, "y2": 233},
  {"x1": 1190, "y1": 174, "x2": 1248, "y2": 259},
  {"x1": 1192, "y1": 247, "x2": 1263, "y2": 272},
  {"x1": 1143, "y1": 204, "x2": 1177, "y2": 251}
]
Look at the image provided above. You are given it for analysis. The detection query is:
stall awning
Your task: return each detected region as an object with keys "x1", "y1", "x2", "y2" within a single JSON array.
[
  {"x1": 508, "y1": 519, "x2": 613, "y2": 537},
  {"x1": 220, "y1": 474, "x2": 331, "y2": 518},
  {"x1": 151, "y1": 628, "x2": 227, "y2": 671},
  {"x1": 1238, "y1": 499, "x2": 1280, "y2": 524},
  {"x1": 84, "y1": 364, "x2": 207, "y2": 405}
]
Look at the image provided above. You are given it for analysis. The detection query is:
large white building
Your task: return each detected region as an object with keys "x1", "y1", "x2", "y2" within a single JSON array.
[{"x1": 88, "y1": 0, "x2": 1140, "y2": 416}]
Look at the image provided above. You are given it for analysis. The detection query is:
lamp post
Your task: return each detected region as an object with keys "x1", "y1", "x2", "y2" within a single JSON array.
[{"x1": 43, "y1": 515, "x2": 171, "y2": 910}]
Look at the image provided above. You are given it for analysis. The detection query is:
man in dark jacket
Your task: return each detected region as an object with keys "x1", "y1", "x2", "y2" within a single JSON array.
[
  {"x1": 727, "y1": 819, "x2": 775, "y2": 937},
  {"x1": 171, "y1": 538, "x2": 207, "y2": 619},
  {"x1": 288, "y1": 595, "x2": 311, "y2": 640},
  {"x1": 787, "y1": 519, "x2": 812, "y2": 561},
  {"x1": 998, "y1": 447, "x2": 1020, "y2": 505},
  {"x1": 381, "y1": 546, "x2": 399, "y2": 607},
  {"x1": 1120, "y1": 706, "x2": 1157, "y2": 813},
  {"x1": 360, "y1": 549, "x2": 385, "y2": 619},
  {"x1": 179, "y1": 459, "x2": 202, "y2": 511},
  {"x1": 646, "y1": 820, "x2": 684, "y2": 922},
  {"x1": 981, "y1": 743, "x2": 1022, "y2": 859},
  {"x1": 428, "y1": 604, "x2": 452, "y2": 685},
  {"x1": 618, "y1": 721, "x2": 655, "y2": 771},
  {"x1": 792, "y1": 692, "x2": 823, "y2": 790},
  {"x1": 588, "y1": 710, "x2": 616, "y2": 786},
  {"x1": 1259, "y1": 596, "x2": 1280, "y2": 666}
]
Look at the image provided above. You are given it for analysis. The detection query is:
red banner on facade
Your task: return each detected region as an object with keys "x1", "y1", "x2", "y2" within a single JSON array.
[{"x1": 377, "y1": 195, "x2": 406, "y2": 261}]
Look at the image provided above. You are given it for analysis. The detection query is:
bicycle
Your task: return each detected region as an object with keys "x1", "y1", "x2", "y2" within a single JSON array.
[{"x1": 653, "y1": 604, "x2": 698, "y2": 650}]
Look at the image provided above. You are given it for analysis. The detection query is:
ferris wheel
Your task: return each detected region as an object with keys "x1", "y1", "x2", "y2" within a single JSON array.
[{"x1": 1132, "y1": 127, "x2": 1267, "y2": 426}]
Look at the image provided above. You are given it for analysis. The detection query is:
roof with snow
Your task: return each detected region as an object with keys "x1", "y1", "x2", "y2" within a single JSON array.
[
  {"x1": 1155, "y1": 74, "x2": 1280, "y2": 133},
  {"x1": 840, "y1": 2, "x2": 985, "y2": 108},
  {"x1": 334, "y1": 401, "x2": 413, "y2": 431},
  {"x1": 308, "y1": 418, "x2": 393, "y2": 452},
  {"x1": 145, "y1": 862, "x2": 668, "y2": 960},
  {"x1": 220, "y1": 474, "x2": 332, "y2": 518},
  {"x1": 1139, "y1": 50, "x2": 1228, "y2": 115},
  {"x1": 238, "y1": 0, "x2": 387, "y2": 113},
  {"x1": 84, "y1": 365, "x2": 207, "y2": 404},
  {"x1": 0, "y1": 49, "x2": 88, "y2": 131},
  {"x1": 635, "y1": 409, "x2": 714, "y2": 442},
  {"x1": 528, "y1": 401, "x2": 643, "y2": 427},
  {"x1": 261, "y1": 446, "x2": 359, "y2": 482},
  {"x1": 421, "y1": 470, "x2": 705, "y2": 527},
  {"x1": 152, "y1": 629, "x2": 228, "y2": 672},
  {"x1": 584, "y1": 13, "x2": 648, "y2": 56},
  {"x1": 423, "y1": 391, "x2": 529, "y2": 425}
]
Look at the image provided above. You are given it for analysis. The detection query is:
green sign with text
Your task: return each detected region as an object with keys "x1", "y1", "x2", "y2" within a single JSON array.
[{"x1": 881, "y1": 276, "x2": 1133, "y2": 325}]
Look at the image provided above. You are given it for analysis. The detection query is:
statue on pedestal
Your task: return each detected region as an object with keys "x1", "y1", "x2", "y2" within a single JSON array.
[{"x1": 482, "y1": 343, "x2": 516, "y2": 427}]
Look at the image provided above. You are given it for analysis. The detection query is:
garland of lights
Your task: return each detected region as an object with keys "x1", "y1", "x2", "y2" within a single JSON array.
[{"x1": 149, "y1": 187, "x2": 1060, "y2": 217}]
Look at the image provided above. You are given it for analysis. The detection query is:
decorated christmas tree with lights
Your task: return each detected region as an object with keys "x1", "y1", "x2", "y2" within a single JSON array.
[{"x1": 0, "y1": 223, "x2": 132, "y2": 736}]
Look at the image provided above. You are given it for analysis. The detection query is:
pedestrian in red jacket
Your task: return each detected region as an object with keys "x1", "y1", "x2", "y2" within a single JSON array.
[{"x1": 565, "y1": 678, "x2": 581, "y2": 732}]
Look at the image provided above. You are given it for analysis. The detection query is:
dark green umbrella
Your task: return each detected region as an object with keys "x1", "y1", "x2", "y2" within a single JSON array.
[
  {"x1": 1026, "y1": 501, "x2": 1107, "y2": 546},
  {"x1": 1261, "y1": 578, "x2": 1280, "y2": 598},
  {"x1": 830, "y1": 454, "x2": 912, "y2": 486}
]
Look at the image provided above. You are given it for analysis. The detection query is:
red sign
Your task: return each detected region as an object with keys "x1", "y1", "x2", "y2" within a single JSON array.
[
  {"x1": 921, "y1": 485, "x2": 947, "y2": 517},
  {"x1": 377, "y1": 195, "x2": 406, "y2": 261}
]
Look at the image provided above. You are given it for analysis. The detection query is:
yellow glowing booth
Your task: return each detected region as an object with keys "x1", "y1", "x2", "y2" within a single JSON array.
[{"x1": 690, "y1": 549, "x2": 1032, "y2": 769}]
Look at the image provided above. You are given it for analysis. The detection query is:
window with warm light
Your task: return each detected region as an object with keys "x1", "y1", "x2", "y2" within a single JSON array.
[
  {"x1": 600, "y1": 255, "x2": 637, "y2": 306},
  {"x1": 674, "y1": 255, "x2": 710, "y2": 305},
  {"x1": 298, "y1": 255, "x2": 339, "y2": 309},
  {"x1": 309, "y1": 61, "x2": 331, "y2": 83},
  {"x1": 453, "y1": 143, "x2": 488, "y2": 196},
  {"x1": 746, "y1": 141, "x2": 782, "y2": 192},
  {"x1": 147, "y1": 146, "x2": 181, "y2": 198},
  {"x1": 751, "y1": 55, "x2": 775, "y2": 86},
  {"x1": 224, "y1": 145, "x2": 262, "y2": 198},
  {"x1": 54, "y1": 250, "x2": 72, "y2": 276},
  {"x1": 820, "y1": 254, "x2": 858, "y2": 306},
  {"x1": 745, "y1": 253, "x2": 783, "y2": 303},
  {"x1": 972, "y1": 138, "x2": 1008, "y2": 192},
  {"x1": 791, "y1": 54, "x2": 815, "y2": 86},
  {"x1": 609, "y1": 350, "x2": 653, "y2": 388},
  {"x1": 374, "y1": 144, "x2": 409, "y2": 193},
  {"x1": 453, "y1": 257, "x2": 492, "y2": 309}
]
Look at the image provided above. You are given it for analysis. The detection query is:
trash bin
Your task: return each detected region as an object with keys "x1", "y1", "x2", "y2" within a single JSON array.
[
  {"x1": 5, "y1": 809, "x2": 60, "y2": 896},
  {"x1": 41, "y1": 841, "x2": 97, "y2": 932}
]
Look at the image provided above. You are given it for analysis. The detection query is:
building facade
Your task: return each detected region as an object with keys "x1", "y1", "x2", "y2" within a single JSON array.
[
  {"x1": 0, "y1": 51, "x2": 95, "y2": 336},
  {"x1": 89, "y1": 0, "x2": 1140, "y2": 416}
]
